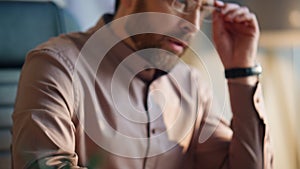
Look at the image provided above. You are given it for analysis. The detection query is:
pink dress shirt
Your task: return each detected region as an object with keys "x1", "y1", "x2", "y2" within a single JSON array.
[{"x1": 12, "y1": 15, "x2": 273, "y2": 169}]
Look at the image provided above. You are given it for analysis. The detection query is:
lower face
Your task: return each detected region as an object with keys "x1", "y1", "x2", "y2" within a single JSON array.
[{"x1": 125, "y1": 0, "x2": 194, "y2": 71}]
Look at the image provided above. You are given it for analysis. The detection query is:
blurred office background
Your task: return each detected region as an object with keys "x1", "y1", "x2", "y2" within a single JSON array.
[{"x1": 1, "y1": 0, "x2": 299, "y2": 169}]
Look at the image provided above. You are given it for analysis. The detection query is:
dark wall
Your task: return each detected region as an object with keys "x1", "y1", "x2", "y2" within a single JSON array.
[{"x1": 222, "y1": 0, "x2": 300, "y2": 31}]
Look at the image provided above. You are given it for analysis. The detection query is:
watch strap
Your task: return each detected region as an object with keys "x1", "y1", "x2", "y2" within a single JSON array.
[{"x1": 225, "y1": 65, "x2": 262, "y2": 79}]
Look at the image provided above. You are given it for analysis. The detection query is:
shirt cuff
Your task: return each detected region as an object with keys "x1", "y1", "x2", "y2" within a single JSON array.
[{"x1": 228, "y1": 82, "x2": 267, "y2": 124}]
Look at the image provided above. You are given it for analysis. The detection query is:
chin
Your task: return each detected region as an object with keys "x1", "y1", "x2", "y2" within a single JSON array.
[{"x1": 151, "y1": 50, "x2": 181, "y2": 72}]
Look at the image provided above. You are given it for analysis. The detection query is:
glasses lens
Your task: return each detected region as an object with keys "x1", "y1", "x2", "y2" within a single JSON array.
[
  {"x1": 172, "y1": 0, "x2": 217, "y2": 22},
  {"x1": 201, "y1": 4, "x2": 216, "y2": 22},
  {"x1": 172, "y1": 0, "x2": 196, "y2": 13}
]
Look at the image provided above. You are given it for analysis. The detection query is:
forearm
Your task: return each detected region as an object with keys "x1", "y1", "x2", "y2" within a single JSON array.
[{"x1": 227, "y1": 81, "x2": 273, "y2": 169}]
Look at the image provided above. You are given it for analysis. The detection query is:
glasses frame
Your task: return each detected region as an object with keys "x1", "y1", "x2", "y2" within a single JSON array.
[{"x1": 171, "y1": 0, "x2": 221, "y2": 22}]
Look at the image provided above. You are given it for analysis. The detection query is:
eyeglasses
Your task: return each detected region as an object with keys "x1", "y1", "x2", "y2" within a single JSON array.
[{"x1": 171, "y1": 0, "x2": 220, "y2": 22}]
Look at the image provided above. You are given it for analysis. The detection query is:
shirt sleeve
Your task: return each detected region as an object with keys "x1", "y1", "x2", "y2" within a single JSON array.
[
  {"x1": 192, "y1": 82, "x2": 274, "y2": 169},
  {"x1": 12, "y1": 50, "x2": 86, "y2": 169}
]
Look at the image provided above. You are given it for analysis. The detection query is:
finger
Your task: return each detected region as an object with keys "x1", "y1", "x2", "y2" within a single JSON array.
[
  {"x1": 214, "y1": 0, "x2": 225, "y2": 8},
  {"x1": 224, "y1": 7, "x2": 250, "y2": 22},
  {"x1": 220, "y1": 3, "x2": 240, "y2": 15},
  {"x1": 235, "y1": 13, "x2": 259, "y2": 29},
  {"x1": 234, "y1": 12, "x2": 254, "y2": 23}
]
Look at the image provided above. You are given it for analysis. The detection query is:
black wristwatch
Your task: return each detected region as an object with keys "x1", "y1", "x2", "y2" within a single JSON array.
[{"x1": 225, "y1": 64, "x2": 262, "y2": 79}]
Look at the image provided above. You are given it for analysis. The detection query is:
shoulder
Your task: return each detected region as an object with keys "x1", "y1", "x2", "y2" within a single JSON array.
[{"x1": 26, "y1": 31, "x2": 91, "y2": 75}]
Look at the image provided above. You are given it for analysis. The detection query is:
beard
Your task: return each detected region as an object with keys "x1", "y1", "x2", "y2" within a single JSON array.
[
  {"x1": 130, "y1": 34, "x2": 181, "y2": 72},
  {"x1": 124, "y1": 1, "x2": 191, "y2": 72}
]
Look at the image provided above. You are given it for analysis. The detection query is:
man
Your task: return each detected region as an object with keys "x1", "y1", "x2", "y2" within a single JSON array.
[{"x1": 12, "y1": 0, "x2": 273, "y2": 168}]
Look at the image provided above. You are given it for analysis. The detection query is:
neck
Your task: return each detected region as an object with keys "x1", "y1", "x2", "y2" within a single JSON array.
[{"x1": 111, "y1": 9, "x2": 138, "y2": 51}]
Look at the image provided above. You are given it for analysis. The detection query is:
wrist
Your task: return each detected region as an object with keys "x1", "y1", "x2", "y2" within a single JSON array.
[
  {"x1": 228, "y1": 76, "x2": 259, "y2": 86},
  {"x1": 224, "y1": 60, "x2": 256, "y2": 69},
  {"x1": 225, "y1": 64, "x2": 262, "y2": 86}
]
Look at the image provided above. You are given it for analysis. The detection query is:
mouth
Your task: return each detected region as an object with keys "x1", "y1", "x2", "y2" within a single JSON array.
[
  {"x1": 169, "y1": 38, "x2": 188, "y2": 47},
  {"x1": 165, "y1": 38, "x2": 188, "y2": 55}
]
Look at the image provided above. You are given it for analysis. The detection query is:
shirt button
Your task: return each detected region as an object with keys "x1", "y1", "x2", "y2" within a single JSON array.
[
  {"x1": 256, "y1": 98, "x2": 260, "y2": 103},
  {"x1": 151, "y1": 129, "x2": 156, "y2": 134}
]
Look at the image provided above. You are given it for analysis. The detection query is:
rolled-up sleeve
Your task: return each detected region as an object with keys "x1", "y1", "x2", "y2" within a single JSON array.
[
  {"x1": 193, "y1": 82, "x2": 273, "y2": 169},
  {"x1": 12, "y1": 50, "x2": 85, "y2": 169}
]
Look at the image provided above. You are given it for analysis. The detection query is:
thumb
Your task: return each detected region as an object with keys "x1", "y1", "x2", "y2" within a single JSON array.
[
  {"x1": 212, "y1": 0, "x2": 225, "y2": 31},
  {"x1": 212, "y1": 10, "x2": 226, "y2": 40}
]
